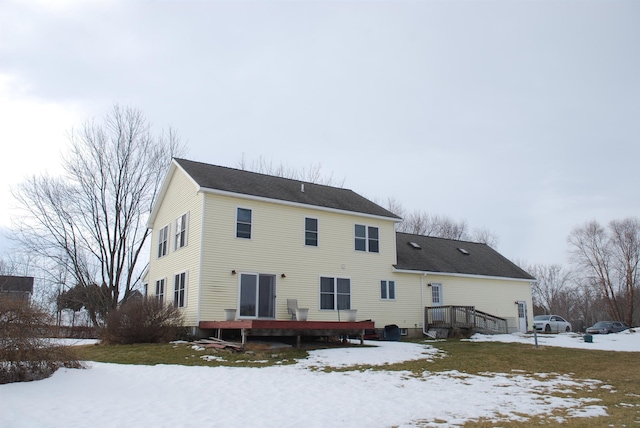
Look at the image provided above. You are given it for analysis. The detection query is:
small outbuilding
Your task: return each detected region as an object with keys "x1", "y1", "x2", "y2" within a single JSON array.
[{"x1": 0, "y1": 276, "x2": 34, "y2": 301}]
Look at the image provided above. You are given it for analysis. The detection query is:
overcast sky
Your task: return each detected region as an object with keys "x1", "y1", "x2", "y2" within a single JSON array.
[{"x1": 1, "y1": 0, "x2": 638, "y2": 266}]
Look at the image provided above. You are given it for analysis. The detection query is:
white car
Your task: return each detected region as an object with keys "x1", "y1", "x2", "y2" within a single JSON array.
[{"x1": 533, "y1": 315, "x2": 572, "y2": 333}]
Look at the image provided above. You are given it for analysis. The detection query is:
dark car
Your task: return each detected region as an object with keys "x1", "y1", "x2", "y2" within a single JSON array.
[{"x1": 585, "y1": 321, "x2": 629, "y2": 334}]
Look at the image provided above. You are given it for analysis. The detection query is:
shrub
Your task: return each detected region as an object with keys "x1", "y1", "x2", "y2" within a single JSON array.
[
  {"x1": 0, "y1": 296, "x2": 82, "y2": 384},
  {"x1": 101, "y1": 297, "x2": 185, "y2": 344}
]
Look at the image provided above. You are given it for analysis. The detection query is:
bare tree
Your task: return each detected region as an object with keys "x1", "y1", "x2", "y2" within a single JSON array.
[
  {"x1": 396, "y1": 211, "x2": 468, "y2": 238},
  {"x1": 568, "y1": 218, "x2": 639, "y2": 327},
  {"x1": 383, "y1": 197, "x2": 406, "y2": 220},
  {"x1": 11, "y1": 105, "x2": 185, "y2": 326},
  {"x1": 237, "y1": 154, "x2": 345, "y2": 187},
  {"x1": 389, "y1": 202, "x2": 499, "y2": 248},
  {"x1": 610, "y1": 218, "x2": 640, "y2": 326},
  {"x1": 573, "y1": 275, "x2": 607, "y2": 329},
  {"x1": 523, "y1": 262, "x2": 574, "y2": 315},
  {"x1": 0, "y1": 254, "x2": 19, "y2": 276},
  {"x1": 471, "y1": 227, "x2": 499, "y2": 249}
]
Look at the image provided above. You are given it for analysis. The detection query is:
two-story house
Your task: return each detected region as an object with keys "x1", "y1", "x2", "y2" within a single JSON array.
[{"x1": 146, "y1": 158, "x2": 534, "y2": 339}]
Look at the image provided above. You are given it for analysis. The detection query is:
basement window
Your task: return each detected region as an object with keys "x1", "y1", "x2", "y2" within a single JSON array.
[{"x1": 400, "y1": 328, "x2": 409, "y2": 336}]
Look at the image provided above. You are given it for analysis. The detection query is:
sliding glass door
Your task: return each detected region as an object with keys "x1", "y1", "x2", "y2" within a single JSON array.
[{"x1": 239, "y1": 273, "x2": 275, "y2": 318}]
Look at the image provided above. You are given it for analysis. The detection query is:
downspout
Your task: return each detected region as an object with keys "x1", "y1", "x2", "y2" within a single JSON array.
[
  {"x1": 197, "y1": 193, "x2": 206, "y2": 333},
  {"x1": 421, "y1": 272, "x2": 429, "y2": 336}
]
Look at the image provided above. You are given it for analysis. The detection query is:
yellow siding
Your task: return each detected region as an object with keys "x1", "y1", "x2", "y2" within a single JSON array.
[
  {"x1": 359, "y1": 273, "x2": 533, "y2": 332},
  {"x1": 147, "y1": 168, "x2": 202, "y2": 325},
  {"x1": 147, "y1": 165, "x2": 534, "y2": 334},
  {"x1": 419, "y1": 274, "x2": 533, "y2": 332},
  {"x1": 198, "y1": 193, "x2": 399, "y2": 324}
]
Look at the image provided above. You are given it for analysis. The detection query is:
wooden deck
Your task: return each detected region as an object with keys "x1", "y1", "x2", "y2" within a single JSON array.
[
  {"x1": 199, "y1": 319, "x2": 375, "y2": 348},
  {"x1": 424, "y1": 306, "x2": 508, "y2": 336}
]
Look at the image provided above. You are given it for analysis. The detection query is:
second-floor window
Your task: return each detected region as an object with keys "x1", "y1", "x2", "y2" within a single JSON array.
[
  {"x1": 155, "y1": 278, "x2": 165, "y2": 304},
  {"x1": 174, "y1": 213, "x2": 188, "y2": 250},
  {"x1": 355, "y1": 225, "x2": 379, "y2": 253},
  {"x1": 305, "y1": 217, "x2": 318, "y2": 246},
  {"x1": 157, "y1": 225, "x2": 169, "y2": 258},
  {"x1": 237, "y1": 208, "x2": 252, "y2": 239}
]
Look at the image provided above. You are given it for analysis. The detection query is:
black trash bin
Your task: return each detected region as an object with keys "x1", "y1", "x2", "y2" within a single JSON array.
[{"x1": 384, "y1": 324, "x2": 401, "y2": 341}]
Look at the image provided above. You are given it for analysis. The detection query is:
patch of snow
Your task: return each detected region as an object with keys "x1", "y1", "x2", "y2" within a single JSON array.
[
  {"x1": 465, "y1": 329, "x2": 640, "y2": 352},
  {"x1": 296, "y1": 339, "x2": 444, "y2": 368},
  {"x1": 0, "y1": 339, "x2": 619, "y2": 427},
  {"x1": 200, "y1": 355, "x2": 225, "y2": 362},
  {"x1": 47, "y1": 338, "x2": 100, "y2": 347}
]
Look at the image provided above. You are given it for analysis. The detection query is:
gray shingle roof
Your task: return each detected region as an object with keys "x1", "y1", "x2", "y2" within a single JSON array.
[
  {"x1": 174, "y1": 158, "x2": 400, "y2": 219},
  {"x1": 395, "y1": 232, "x2": 534, "y2": 280}
]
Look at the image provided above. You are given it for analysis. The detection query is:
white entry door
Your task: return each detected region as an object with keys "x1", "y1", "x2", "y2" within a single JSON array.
[
  {"x1": 431, "y1": 283, "x2": 444, "y2": 321},
  {"x1": 517, "y1": 301, "x2": 527, "y2": 333}
]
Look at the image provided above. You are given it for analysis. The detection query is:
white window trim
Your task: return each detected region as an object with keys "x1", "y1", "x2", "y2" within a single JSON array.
[
  {"x1": 319, "y1": 276, "x2": 351, "y2": 311},
  {"x1": 155, "y1": 278, "x2": 166, "y2": 304},
  {"x1": 157, "y1": 224, "x2": 170, "y2": 258},
  {"x1": 236, "y1": 207, "x2": 253, "y2": 239},
  {"x1": 354, "y1": 224, "x2": 379, "y2": 253},
  {"x1": 237, "y1": 271, "x2": 277, "y2": 319},
  {"x1": 304, "y1": 217, "x2": 319, "y2": 247},
  {"x1": 174, "y1": 212, "x2": 189, "y2": 250},
  {"x1": 431, "y1": 282, "x2": 443, "y2": 305},
  {"x1": 380, "y1": 280, "x2": 396, "y2": 300},
  {"x1": 173, "y1": 271, "x2": 188, "y2": 308}
]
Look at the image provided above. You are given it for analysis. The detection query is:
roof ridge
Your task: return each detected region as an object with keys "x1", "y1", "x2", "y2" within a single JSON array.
[
  {"x1": 172, "y1": 157, "x2": 401, "y2": 220},
  {"x1": 397, "y1": 231, "x2": 488, "y2": 246},
  {"x1": 174, "y1": 157, "x2": 352, "y2": 192}
]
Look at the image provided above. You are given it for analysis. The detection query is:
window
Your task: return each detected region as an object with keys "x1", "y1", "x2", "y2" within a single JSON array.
[
  {"x1": 368, "y1": 227, "x2": 379, "y2": 252},
  {"x1": 155, "y1": 279, "x2": 165, "y2": 304},
  {"x1": 431, "y1": 284, "x2": 442, "y2": 305},
  {"x1": 320, "y1": 277, "x2": 350, "y2": 310},
  {"x1": 174, "y1": 272, "x2": 186, "y2": 308},
  {"x1": 157, "y1": 225, "x2": 169, "y2": 258},
  {"x1": 517, "y1": 302, "x2": 525, "y2": 318},
  {"x1": 305, "y1": 217, "x2": 318, "y2": 246},
  {"x1": 355, "y1": 225, "x2": 379, "y2": 253},
  {"x1": 174, "y1": 213, "x2": 188, "y2": 250},
  {"x1": 380, "y1": 280, "x2": 395, "y2": 300},
  {"x1": 236, "y1": 208, "x2": 252, "y2": 239}
]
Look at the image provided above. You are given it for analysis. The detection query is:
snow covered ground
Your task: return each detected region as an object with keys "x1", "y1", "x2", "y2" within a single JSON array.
[
  {"x1": 466, "y1": 328, "x2": 640, "y2": 352},
  {"x1": 1, "y1": 330, "x2": 637, "y2": 428}
]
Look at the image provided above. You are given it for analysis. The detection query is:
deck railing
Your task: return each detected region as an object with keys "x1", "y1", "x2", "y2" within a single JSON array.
[{"x1": 424, "y1": 306, "x2": 508, "y2": 335}]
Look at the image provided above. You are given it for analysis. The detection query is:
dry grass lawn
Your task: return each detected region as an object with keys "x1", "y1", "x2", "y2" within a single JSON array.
[{"x1": 75, "y1": 339, "x2": 640, "y2": 426}]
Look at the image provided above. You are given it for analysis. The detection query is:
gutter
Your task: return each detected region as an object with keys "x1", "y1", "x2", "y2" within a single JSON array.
[
  {"x1": 197, "y1": 187, "x2": 401, "y2": 223},
  {"x1": 393, "y1": 268, "x2": 533, "y2": 283}
]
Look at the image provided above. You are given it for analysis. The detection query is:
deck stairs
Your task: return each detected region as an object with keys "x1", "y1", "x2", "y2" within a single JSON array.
[{"x1": 424, "y1": 305, "x2": 508, "y2": 337}]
